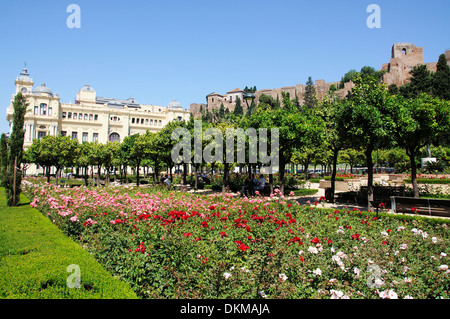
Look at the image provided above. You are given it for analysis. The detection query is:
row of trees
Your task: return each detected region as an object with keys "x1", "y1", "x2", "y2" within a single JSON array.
[
  {"x1": 25, "y1": 121, "x2": 183, "y2": 188},
  {"x1": 23, "y1": 73, "x2": 450, "y2": 209},
  {"x1": 16, "y1": 53, "x2": 450, "y2": 210}
]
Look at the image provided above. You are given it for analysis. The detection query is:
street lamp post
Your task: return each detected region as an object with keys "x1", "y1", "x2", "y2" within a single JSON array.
[
  {"x1": 244, "y1": 92, "x2": 255, "y2": 178},
  {"x1": 244, "y1": 92, "x2": 255, "y2": 117}
]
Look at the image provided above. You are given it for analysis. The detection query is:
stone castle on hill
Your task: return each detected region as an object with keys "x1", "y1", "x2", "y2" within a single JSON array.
[{"x1": 190, "y1": 43, "x2": 450, "y2": 117}]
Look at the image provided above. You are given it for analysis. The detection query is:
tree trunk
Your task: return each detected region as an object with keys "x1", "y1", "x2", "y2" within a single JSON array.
[
  {"x1": 136, "y1": 162, "x2": 141, "y2": 187},
  {"x1": 409, "y1": 150, "x2": 419, "y2": 198},
  {"x1": 46, "y1": 166, "x2": 51, "y2": 183},
  {"x1": 365, "y1": 147, "x2": 374, "y2": 211},
  {"x1": 269, "y1": 173, "x2": 274, "y2": 195},
  {"x1": 152, "y1": 167, "x2": 157, "y2": 185},
  {"x1": 194, "y1": 164, "x2": 198, "y2": 191},
  {"x1": 222, "y1": 162, "x2": 230, "y2": 196},
  {"x1": 183, "y1": 162, "x2": 187, "y2": 185},
  {"x1": 279, "y1": 157, "x2": 286, "y2": 195},
  {"x1": 304, "y1": 162, "x2": 309, "y2": 181},
  {"x1": 84, "y1": 166, "x2": 89, "y2": 186},
  {"x1": 55, "y1": 167, "x2": 60, "y2": 185},
  {"x1": 330, "y1": 148, "x2": 339, "y2": 203}
]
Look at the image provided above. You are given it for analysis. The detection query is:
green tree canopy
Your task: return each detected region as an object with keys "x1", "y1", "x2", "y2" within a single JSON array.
[
  {"x1": 433, "y1": 53, "x2": 450, "y2": 100},
  {"x1": 389, "y1": 93, "x2": 450, "y2": 197},
  {"x1": 336, "y1": 74, "x2": 395, "y2": 208},
  {"x1": 400, "y1": 64, "x2": 433, "y2": 98}
]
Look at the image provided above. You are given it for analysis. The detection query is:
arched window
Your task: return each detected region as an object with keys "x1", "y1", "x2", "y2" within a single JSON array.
[
  {"x1": 109, "y1": 132, "x2": 120, "y2": 142},
  {"x1": 402, "y1": 48, "x2": 407, "y2": 55}
]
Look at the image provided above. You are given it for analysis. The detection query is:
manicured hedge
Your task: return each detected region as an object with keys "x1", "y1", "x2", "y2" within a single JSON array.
[
  {"x1": 0, "y1": 188, "x2": 138, "y2": 299},
  {"x1": 403, "y1": 178, "x2": 450, "y2": 184}
]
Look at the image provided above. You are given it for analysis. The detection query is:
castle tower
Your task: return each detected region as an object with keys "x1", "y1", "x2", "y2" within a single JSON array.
[{"x1": 382, "y1": 43, "x2": 426, "y2": 86}]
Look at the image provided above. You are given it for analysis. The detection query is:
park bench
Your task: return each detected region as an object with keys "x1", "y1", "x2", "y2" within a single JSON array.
[{"x1": 390, "y1": 196, "x2": 450, "y2": 218}]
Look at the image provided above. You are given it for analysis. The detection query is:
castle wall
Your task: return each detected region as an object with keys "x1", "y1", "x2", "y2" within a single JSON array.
[{"x1": 190, "y1": 43, "x2": 450, "y2": 115}]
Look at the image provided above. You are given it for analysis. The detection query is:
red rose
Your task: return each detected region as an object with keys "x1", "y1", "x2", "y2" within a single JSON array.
[{"x1": 239, "y1": 243, "x2": 249, "y2": 251}]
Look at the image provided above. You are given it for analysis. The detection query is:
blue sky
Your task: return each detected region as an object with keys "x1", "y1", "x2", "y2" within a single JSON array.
[{"x1": 1, "y1": 0, "x2": 449, "y2": 134}]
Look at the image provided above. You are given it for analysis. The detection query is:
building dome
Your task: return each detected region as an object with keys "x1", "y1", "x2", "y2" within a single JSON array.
[
  {"x1": 33, "y1": 83, "x2": 53, "y2": 97},
  {"x1": 168, "y1": 99, "x2": 182, "y2": 109},
  {"x1": 17, "y1": 66, "x2": 31, "y2": 82},
  {"x1": 81, "y1": 84, "x2": 95, "y2": 91}
]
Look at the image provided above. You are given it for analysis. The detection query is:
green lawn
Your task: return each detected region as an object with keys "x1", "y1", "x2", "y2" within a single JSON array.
[{"x1": 0, "y1": 188, "x2": 138, "y2": 299}]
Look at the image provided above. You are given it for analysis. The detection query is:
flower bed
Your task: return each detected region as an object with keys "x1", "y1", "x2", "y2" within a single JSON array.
[{"x1": 22, "y1": 180, "x2": 450, "y2": 299}]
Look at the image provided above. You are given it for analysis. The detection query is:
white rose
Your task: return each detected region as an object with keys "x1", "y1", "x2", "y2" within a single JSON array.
[
  {"x1": 223, "y1": 272, "x2": 232, "y2": 280},
  {"x1": 439, "y1": 265, "x2": 448, "y2": 271}
]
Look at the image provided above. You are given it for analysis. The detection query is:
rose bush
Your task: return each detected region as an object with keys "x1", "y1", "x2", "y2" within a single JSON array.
[{"x1": 23, "y1": 179, "x2": 449, "y2": 299}]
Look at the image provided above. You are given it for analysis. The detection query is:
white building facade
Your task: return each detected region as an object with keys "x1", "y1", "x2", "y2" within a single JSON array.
[{"x1": 6, "y1": 66, "x2": 191, "y2": 174}]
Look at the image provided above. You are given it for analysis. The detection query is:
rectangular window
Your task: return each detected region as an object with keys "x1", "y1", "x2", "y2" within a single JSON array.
[
  {"x1": 145, "y1": 119, "x2": 149, "y2": 125},
  {"x1": 72, "y1": 132, "x2": 78, "y2": 140},
  {"x1": 62, "y1": 112, "x2": 67, "y2": 119},
  {"x1": 141, "y1": 118, "x2": 144, "y2": 124},
  {"x1": 68, "y1": 112, "x2": 72, "y2": 119},
  {"x1": 73, "y1": 113, "x2": 77, "y2": 119},
  {"x1": 38, "y1": 131, "x2": 46, "y2": 140},
  {"x1": 132, "y1": 118, "x2": 135, "y2": 124},
  {"x1": 93, "y1": 133, "x2": 98, "y2": 142},
  {"x1": 89, "y1": 114, "x2": 93, "y2": 121},
  {"x1": 82, "y1": 132, "x2": 88, "y2": 142},
  {"x1": 48, "y1": 107, "x2": 53, "y2": 116},
  {"x1": 159, "y1": 120, "x2": 162, "y2": 126},
  {"x1": 84, "y1": 114, "x2": 88, "y2": 120},
  {"x1": 79, "y1": 114, "x2": 83, "y2": 120},
  {"x1": 94, "y1": 114, "x2": 98, "y2": 121},
  {"x1": 34, "y1": 106, "x2": 38, "y2": 114},
  {"x1": 230, "y1": 96, "x2": 233, "y2": 103},
  {"x1": 40, "y1": 104, "x2": 47, "y2": 115},
  {"x1": 150, "y1": 119, "x2": 153, "y2": 125},
  {"x1": 61, "y1": 131, "x2": 67, "y2": 137}
]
